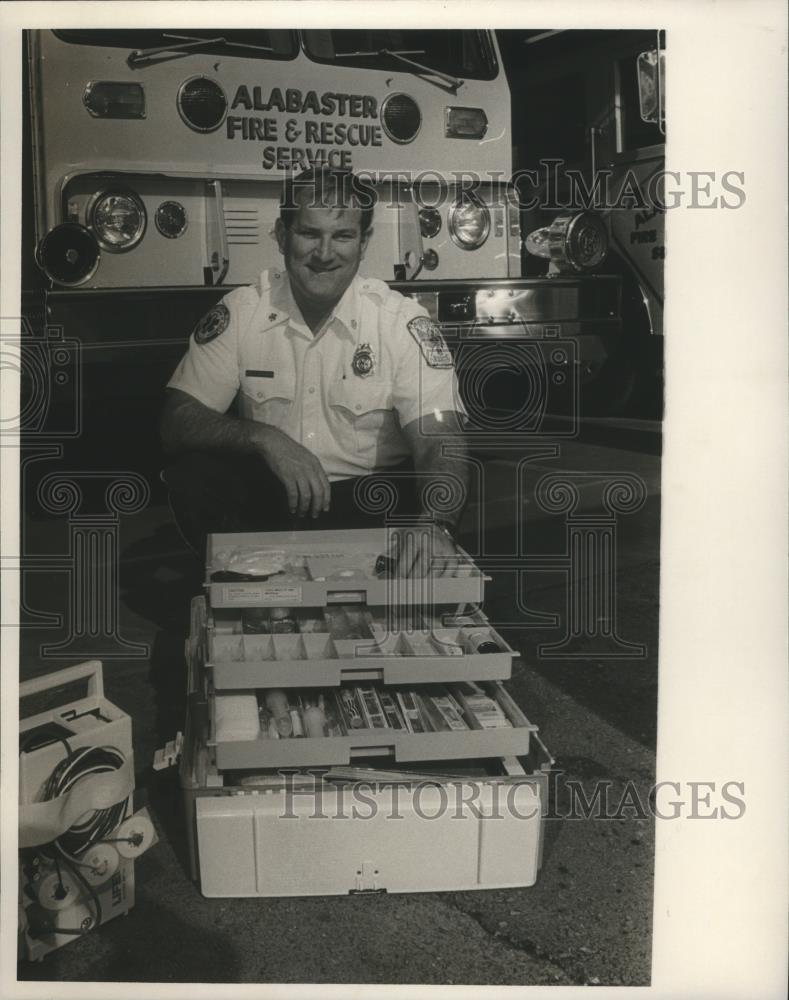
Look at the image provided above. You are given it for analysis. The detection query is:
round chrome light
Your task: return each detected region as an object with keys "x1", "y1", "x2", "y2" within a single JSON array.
[
  {"x1": 380, "y1": 93, "x2": 421, "y2": 144},
  {"x1": 177, "y1": 76, "x2": 227, "y2": 133},
  {"x1": 422, "y1": 248, "x2": 439, "y2": 271},
  {"x1": 419, "y1": 206, "x2": 442, "y2": 239},
  {"x1": 448, "y1": 193, "x2": 490, "y2": 250},
  {"x1": 548, "y1": 211, "x2": 608, "y2": 272},
  {"x1": 36, "y1": 223, "x2": 101, "y2": 286},
  {"x1": 155, "y1": 201, "x2": 188, "y2": 239},
  {"x1": 89, "y1": 190, "x2": 146, "y2": 252}
]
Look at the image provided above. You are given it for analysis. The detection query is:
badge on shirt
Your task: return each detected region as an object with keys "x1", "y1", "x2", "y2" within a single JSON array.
[
  {"x1": 406, "y1": 316, "x2": 453, "y2": 368},
  {"x1": 193, "y1": 303, "x2": 230, "y2": 345},
  {"x1": 351, "y1": 343, "x2": 376, "y2": 378}
]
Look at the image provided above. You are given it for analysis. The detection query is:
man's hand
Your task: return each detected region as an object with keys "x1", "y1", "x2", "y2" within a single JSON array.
[
  {"x1": 389, "y1": 520, "x2": 458, "y2": 578},
  {"x1": 255, "y1": 425, "x2": 331, "y2": 518},
  {"x1": 160, "y1": 390, "x2": 331, "y2": 519}
]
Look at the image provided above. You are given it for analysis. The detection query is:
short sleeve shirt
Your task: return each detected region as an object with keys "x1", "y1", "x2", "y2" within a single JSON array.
[{"x1": 167, "y1": 269, "x2": 465, "y2": 481}]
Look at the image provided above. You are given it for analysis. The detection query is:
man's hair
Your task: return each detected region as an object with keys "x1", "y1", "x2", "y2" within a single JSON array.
[{"x1": 279, "y1": 168, "x2": 377, "y2": 234}]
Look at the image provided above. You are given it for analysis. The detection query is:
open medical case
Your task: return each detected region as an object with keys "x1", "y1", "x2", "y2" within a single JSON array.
[
  {"x1": 181, "y1": 528, "x2": 552, "y2": 897},
  {"x1": 18, "y1": 661, "x2": 156, "y2": 960}
]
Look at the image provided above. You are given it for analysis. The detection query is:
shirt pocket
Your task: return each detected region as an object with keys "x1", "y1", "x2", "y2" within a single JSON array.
[
  {"x1": 239, "y1": 369, "x2": 296, "y2": 428},
  {"x1": 327, "y1": 379, "x2": 394, "y2": 463}
]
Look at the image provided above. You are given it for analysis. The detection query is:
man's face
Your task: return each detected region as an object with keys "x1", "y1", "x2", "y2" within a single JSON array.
[{"x1": 275, "y1": 195, "x2": 371, "y2": 314}]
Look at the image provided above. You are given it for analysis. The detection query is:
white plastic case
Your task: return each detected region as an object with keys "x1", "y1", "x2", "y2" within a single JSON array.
[{"x1": 182, "y1": 595, "x2": 553, "y2": 898}]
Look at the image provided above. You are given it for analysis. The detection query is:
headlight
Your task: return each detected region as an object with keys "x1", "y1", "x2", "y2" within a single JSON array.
[
  {"x1": 418, "y1": 206, "x2": 442, "y2": 238},
  {"x1": 448, "y1": 193, "x2": 490, "y2": 250},
  {"x1": 88, "y1": 190, "x2": 146, "y2": 252}
]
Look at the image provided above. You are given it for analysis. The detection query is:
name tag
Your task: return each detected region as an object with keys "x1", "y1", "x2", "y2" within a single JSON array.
[{"x1": 245, "y1": 369, "x2": 275, "y2": 378}]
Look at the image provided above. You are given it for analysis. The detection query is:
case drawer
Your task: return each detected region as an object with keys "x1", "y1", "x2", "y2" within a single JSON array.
[
  {"x1": 206, "y1": 528, "x2": 486, "y2": 608},
  {"x1": 206, "y1": 617, "x2": 516, "y2": 689},
  {"x1": 209, "y1": 681, "x2": 536, "y2": 769},
  {"x1": 194, "y1": 775, "x2": 545, "y2": 897}
]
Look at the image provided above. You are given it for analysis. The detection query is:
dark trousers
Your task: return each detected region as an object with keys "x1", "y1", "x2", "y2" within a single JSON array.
[{"x1": 162, "y1": 451, "x2": 420, "y2": 556}]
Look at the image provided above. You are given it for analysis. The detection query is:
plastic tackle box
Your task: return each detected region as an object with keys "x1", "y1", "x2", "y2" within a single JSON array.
[{"x1": 182, "y1": 529, "x2": 552, "y2": 897}]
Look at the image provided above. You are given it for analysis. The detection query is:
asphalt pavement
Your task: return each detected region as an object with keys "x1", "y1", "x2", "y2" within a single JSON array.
[{"x1": 17, "y1": 415, "x2": 660, "y2": 989}]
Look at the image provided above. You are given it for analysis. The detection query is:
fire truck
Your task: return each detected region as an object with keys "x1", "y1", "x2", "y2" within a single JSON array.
[
  {"x1": 503, "y1": 28, "x2": 665, "y2": 414},
  {"x1": 21, "y1": 28, "x2": 628, "y2": 470}
]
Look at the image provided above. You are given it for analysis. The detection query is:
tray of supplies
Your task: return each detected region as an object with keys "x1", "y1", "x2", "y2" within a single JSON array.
[
  {"x1": 205, "y1": 603, "x2": 516, "y2": 688},
  {"x1": 205, "y1": 528, "x2": 486, "y2": 608},
  {"x1": 209, "y1": 680, "x2": 536, "y2": 769}
]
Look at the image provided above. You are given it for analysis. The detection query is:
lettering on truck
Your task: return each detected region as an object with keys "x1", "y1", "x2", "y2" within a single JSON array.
[{"x1": 227, "y1": 86, "x2": 383, "y2": 171}]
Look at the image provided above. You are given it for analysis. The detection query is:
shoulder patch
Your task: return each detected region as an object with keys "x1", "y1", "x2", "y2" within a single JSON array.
[
  {"x1": 193, "y1": 303, "x2": 230, "y2": 345},
  {"x1": 406, "y1": 316, "x2": 453, "y2": 368}
]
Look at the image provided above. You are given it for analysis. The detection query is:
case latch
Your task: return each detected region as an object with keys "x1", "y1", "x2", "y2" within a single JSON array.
[
  {"x1": 153, "y1": 732, "x2": 183, "y2": 771},
  {"x1": 350, "y1": 861, "x2": 384, "y2": 894}
]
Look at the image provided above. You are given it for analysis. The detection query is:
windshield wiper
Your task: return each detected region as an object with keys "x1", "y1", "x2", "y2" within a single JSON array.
[
  {"x1": 166, "y1": 34, "x2": 277, "y2": 55},
  {"x1": 128, "y1": 33, "x2": 275, "y2": 67},
  {"x1": 128, "y1": 35, "x2": 226, "y2": 66},
  {"x1": 335, "y1": 48, "x2": 464, "y2": 92}
]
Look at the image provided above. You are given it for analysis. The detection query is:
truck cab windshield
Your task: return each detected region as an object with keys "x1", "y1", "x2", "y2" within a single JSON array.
[
  {"x1": 303, "y1": 29, "x2": 497, "y2": 81},
  {"x1": 53, "y1": 29, "x2": 298, "y2": 61}
]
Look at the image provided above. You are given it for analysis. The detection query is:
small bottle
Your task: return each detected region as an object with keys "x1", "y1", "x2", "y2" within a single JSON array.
[
  {"x1": 323, "y1": 608, "x2": 349, "y2": 639},
  {"x1": 289, "y1": 707, "x2": 305, "y2": 737},
  {"x1": 270, "y1": 608, "x2": 297, "y2": 633},
  {"x1": 303, "y1": 703, "x2": 327, "y2": 738},
  {"x1": 243, "y1": 608, "x2": 271, "y2": 634},
  {"x1": 296, "y1": 610, "x2": 324, "y2": 634},
  {"x1": 265, "y1": 689, "x2": 293, "y2": 737},
  {"x1": 342, "y1": 607, "x2": 372, "y2": 640},
  {"x1": 320, "y1": 694, "x2": 346, "y2": 737}
]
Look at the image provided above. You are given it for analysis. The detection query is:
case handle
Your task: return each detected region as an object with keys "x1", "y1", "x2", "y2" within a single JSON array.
[
  {"x1": 19, "y1": 757, "x2": 133, "y2": 848},
  {"x1": 20, "y1": 660, "x2": 104, "y2": 702}
]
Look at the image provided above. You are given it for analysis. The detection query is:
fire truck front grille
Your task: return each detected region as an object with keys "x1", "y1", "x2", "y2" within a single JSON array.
[{"x1": 224, "y1": 208, "x2": 260, "y2": 246}]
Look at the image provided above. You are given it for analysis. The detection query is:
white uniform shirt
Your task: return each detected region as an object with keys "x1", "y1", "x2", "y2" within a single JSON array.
[{"x1": 167, "y1": 269, "x2": 465, "y2": 480}]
